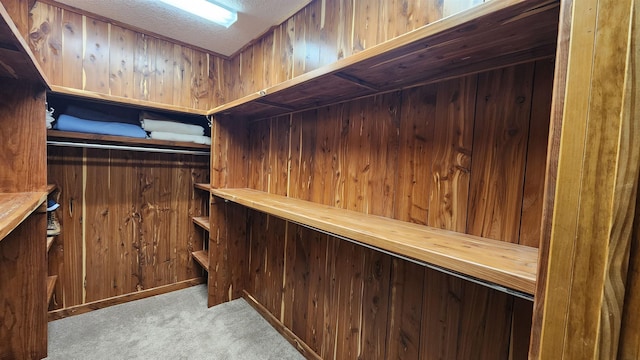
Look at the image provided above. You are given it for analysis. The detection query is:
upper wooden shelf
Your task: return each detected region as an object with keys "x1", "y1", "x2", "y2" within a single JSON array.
[
  {"x1": 47, "y1": 130, "x2": 210, "y2": 151},
  {"x1": 0, "y1": 2, "x2": 48, "y2": 84},
  {"x1": 194, "y1": 183, "x2": 211, "y2": 192},
  {"x1": 210, "y1": 0, "x2": 559, "y2": 120},
  {"x1": 49, "y1": 86, "x2": 208, "y2": 116},
  {"x1": 211, "y1": 188, "x2": 538, "y2": 296},
  {"x1": 0, "y1": 192, "x2": 47, "y2": 242}
]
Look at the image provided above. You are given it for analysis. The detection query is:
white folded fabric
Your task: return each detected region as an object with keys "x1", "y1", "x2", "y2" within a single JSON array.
[
  {"x1": 150, "y1": 131, "x2": 211, "y2": 145},
  {"x1": 141, "y1": 119, "x2": 204, "y2": 136}
]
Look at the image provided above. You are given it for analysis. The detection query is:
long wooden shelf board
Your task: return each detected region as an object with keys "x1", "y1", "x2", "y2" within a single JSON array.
[
  {"x1": 47, "y1": 130, "x2": 210, "y2": 151},
  {"x1": 46, "y1": 184, "x2": 57, "y2": 194},
  {"x1": 209, "y1": 0, "x2": 559, "y2": 119},
  {"x1": 49, "y1": 85, "x2": 208, "y2": 116},
  {"x1": 194, "y1": 183, "x2": 211, "y2": 192},
  {"x1": 212, "y1": 188, "x2": 538, "y2": 296},
  {"x1": 192, "y1": 250, "x2": 209, "y2": 270},
  {"x1": 0, "y1": 192, "x2": 47, "y2": 242},
  {"x1": 192, "y1": 216, "x2": 210, "y2": 232},
  {"x1": 0, "y1": 2, "x2": 49, "y2": 84},
  {"x1": 46, "y1": 275, "x2": 58, "y2": 304}
]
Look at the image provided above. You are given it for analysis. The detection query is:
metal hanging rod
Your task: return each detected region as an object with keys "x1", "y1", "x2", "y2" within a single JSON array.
[{"x1": 47, "y1": 140, "x2": 210, "y2": 156}]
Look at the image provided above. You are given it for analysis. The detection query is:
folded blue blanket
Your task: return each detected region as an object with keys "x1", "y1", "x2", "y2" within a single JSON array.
[{"x1": 55, "y1": 114, "x2": 148, "y2": 138}]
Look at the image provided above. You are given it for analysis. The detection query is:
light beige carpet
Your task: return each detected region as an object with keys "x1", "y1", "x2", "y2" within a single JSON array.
[{"x1": 46, "y1": 285, "x2": 304, "y2": 360}]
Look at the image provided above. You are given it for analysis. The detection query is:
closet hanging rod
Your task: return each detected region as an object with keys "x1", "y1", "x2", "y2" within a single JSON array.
[{"x1": 46, "y1": 140, "x2": 210, "y2": 156}]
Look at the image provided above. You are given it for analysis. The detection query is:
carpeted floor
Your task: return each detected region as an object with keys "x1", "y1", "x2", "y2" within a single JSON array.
[{"x1": 46, "y1": 285, "x2": 305, "y2": 360}]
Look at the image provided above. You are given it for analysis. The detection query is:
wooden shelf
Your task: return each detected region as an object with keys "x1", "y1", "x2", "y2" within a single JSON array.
[
  {"x1": 192, "y1": 216, "x2": 210, "y2": 232},
  {"x1": 46, "y1": 184, "x2": 57, "y2": 194},
  {"x1": 211, "y1": 188, "x2": 538, "y2": 296},
  {"x1": 49, "y1": 85, "x2": 208, "y2": 116},
  {"x1": 47, "y1": 130, "x2": 210, "y2": 151},
  {"x1": 194, "y1": 183, "x2": 211, "y2": 192},
  {"x1": 46, "y1": 275, "x2": 57, "y2": 304},
  {"x1": 191, "y1": 250, "x2": 209, "y2": 270},
  {"x1": 0, "y1": 2, "x2": 48, "y2": 84},
  {"x1": 0, "y1": 192, "x2": 47, "y2": 242},
  {"x1": 210, "y1": 0, "x2": 559, "y2": 120},
  {"x1": 46, "y1": 236, "x2": 55, "y2": 252}
]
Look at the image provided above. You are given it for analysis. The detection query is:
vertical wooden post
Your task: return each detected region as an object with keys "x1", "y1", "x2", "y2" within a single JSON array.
[{"x1": 534, "y1": 0, "x2": 640, "y2": 358}]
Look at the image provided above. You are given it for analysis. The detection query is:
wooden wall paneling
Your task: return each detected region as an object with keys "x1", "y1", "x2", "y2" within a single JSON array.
[
  {"x1": 238, "y1": 48, "x2": 254, "y2": 96},
  {"x1": 247, "y1": 210, "x2": 286, "y2": 321},
  {"x1": 190, "y1": 50, "x2": 211, "y2": 110},
  {"x1": 620, "y1": 196, "x2": 640, "y2": 358},
  {"x1": 0, "y1": 79, "x2": 46, "y2": 193},
  {"x1": 133, "y1": 33, "x2": 154, "y2": 101},
  {"x1": 343, "y1": 98, "x2": 370, "y2": 213},
  {"x1": 288, "y1": 110, "x2": 318, "y2": 201},
  {"x1": 359, "y1": 247, "x2": 392, "y2": 359},
  {"x1": 335, "y1": 0, "x2": 353, "y2": 62},
  {"x1": 248, "y1": 119, "x2": 270, "y2": 191},
  {"x1": 28, "y1": 1, "x2": 63, "y2": 84},
  {"x1": 83, "y1": 17, "x2": 109, "y2": 93},
  {"x1": 60, "y1": 8, "x2": 82, "y2": 89},
  {"x1": 428, "y1": 75, "x2": 477, "y2": 231},
  {"x1": 269, "y1": 115, "x2": 291, "y2": 196},
  {"x1": 395, "y1": 85, "x2": 437, "y2": 226},
  {"x1": 259, "y1": 32, "x2": 274, "y2": 89},
  {"x1": 172, "y1": 44, "x2": 192, "y2": 109},
  {"x1": 352, "y1": 0, "x2": 378, "y2": 52},
  {"x1": 108, "y1": 24, "x2": 135, "y2": 98},
  {"x1": 292, "y1": 7, "x2": 308, "y2": 77},
  {"x1": 48, "y1": 234, "x2": 63, "y2": 310},
  {"x1": 152, "y1": 38, "x2": 174, "y2": 106},
  {"x1": 83, "y1": 149, "x2": 112, "y2": 301},
  {"x1": 0, "y1": 214, "x2": 47, "y2": 359},
  {"x1": 304, "y1": 0, "x2": 321, "y2": 72},
  {"x1": 467, "y1": 62, "x2": 535, "y2": 243},
  {"x1": 378, "y1": 0, "x2": 443, "y2": 42},
  {"x1": 537, "y1": 0, "x2": 639, "y2": 357},
  {"x1": 107, "y1": 150, "x2": 138, "y2": 295},
  {"x1": 282, "y1": 224, "x2": 329, "y2": 354},
  {"x1": 309, "y1": 105, "x2": 343, "y2": 205},
  {"x1": 519, "y1": 59, "x2": 554, "y2": 247},
  {"x1": 251, "y1": 38, "x2": 265, "y2": 92},
  {"x1": 317, "y1": 0, "x2": 339, "y2": 68},
  {"x1": 385, "y1": 259, "x2": 424, "y2": 360},
  {"x1": 47, "y1": 146, "x2": 84, "y2": 307}
]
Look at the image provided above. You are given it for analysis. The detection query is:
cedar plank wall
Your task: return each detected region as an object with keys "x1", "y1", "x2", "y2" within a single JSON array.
[
  {"x1": 225, "y1": 0, "x2": 483, "y2": 101},
  {"x1": 27, "y1": 0, "x2": 226, "y2": 110},
  {"x1": 47, "y1": 148, "x2": 209, "y2": 309},
  {"x1": 213, "y1": 59, "x2": 554, "y2": 359}
]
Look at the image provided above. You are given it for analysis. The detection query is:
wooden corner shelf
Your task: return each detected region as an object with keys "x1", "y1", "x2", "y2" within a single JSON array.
[
  {"x1": 192, "y1": 216, "x2": 210, "y2": 232},
  {"x1": 194, "y1": 183, "x2": 211, "y2": 192},
  {"x1": 47, "y1": 130, "x2": 210, "y2": 151},
  {"x1": 0, "y1": 192, "x2": 47, "y2": 242},
  {"x1": 209, "y1": 0, "x2": 559, "y2": 120},
  {"x1": 211, "y1": 188, "x2": 538, "y2": 297},
  {"x1": 191, "y1": 250, "x2": 209, "y2": 270},
  {"x1": 46, "y1": 275, "x2": 57, "y2": 304}
]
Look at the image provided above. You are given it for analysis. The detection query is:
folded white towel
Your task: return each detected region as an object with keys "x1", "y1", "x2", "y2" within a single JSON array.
[
  {"x1": 141, "y1": 119, "x2": 204, "y2": 136},
  {"x1": 150, "y1": 131, "x2": 211, "y2": 145}
]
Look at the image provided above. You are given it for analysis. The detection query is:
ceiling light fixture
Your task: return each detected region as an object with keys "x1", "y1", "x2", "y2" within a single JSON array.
[{"x1": 158, "y1": 0, "x2": 237, "y2": 28}]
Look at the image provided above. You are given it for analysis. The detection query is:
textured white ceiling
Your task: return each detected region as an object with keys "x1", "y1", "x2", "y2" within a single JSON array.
[{"x1": 52, "y1": 0, "x2": 312, "y2": 57}]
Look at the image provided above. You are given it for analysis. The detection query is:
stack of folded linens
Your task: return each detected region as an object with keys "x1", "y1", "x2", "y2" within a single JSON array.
[
  {"x1": 140, "y1": 111, "x2": 211, "y2": 145},
  {"x1": 54, "y1": 105, "x2": 147, "y2": 138}
]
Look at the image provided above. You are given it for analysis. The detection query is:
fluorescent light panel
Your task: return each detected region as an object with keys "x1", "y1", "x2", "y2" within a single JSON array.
[{"x1": 159, "y1": 0, "x2": 237, "y2": 27}]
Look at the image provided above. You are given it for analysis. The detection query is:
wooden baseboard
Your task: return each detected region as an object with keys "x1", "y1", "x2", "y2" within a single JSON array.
[
  {"x1": 242, "y1": 290, "x2": 321, "y2": 360},
  {"x1": 48, "y1": 278, "x2": 206, "y2": 321}
]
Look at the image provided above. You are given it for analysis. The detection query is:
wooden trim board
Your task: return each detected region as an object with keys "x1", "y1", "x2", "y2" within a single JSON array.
[{"x1": 47, "y1": 278, "x2": 205, "y2": 321}]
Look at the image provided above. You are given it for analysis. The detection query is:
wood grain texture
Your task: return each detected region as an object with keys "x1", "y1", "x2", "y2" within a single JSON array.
[
  {"x1": 0, "y1": 78, "x2": 47, "y2": 193},
  {"x1": 536, "y1": 0, "x2": 640, "y2": 358},
  {"x1": 47, "y1": 148, "x2": 209, "y2": 309},
  {"x1": 29, "y1": 0, "x2": 228, "y2": 110},
  {"x1": 0, "y1": 192, "x2": 46, "y2": 241},
  {"x1": 0, "y1": 214, "x2": 47, "y2": 360},
  {"x1": 213, "y1": 188, "x2": 538, "y2": 294}
]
